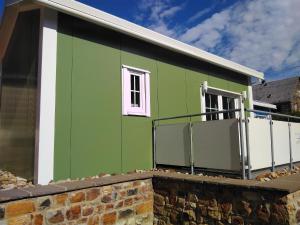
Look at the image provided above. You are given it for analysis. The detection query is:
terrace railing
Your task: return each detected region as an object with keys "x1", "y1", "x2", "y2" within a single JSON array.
[{"x1": 152, "y1": 109, "x2": 300, "y2": 179}]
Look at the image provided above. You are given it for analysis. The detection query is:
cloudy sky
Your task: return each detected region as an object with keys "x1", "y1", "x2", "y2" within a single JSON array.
[{"x1": 78, "y1": 0, "x2": 300, "y2": 80}]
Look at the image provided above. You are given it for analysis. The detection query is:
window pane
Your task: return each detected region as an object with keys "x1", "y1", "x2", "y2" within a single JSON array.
[
  {"x1": 136, "y1": 92, "x2": 140, "y2": 107},
  {"x1": 211, "y1": 94, "x2": 218, "y2": 109},
  {"x1": 212, "y1": 109, "x2": 219, "y2": 120},
  {"x1": 131, "y1": 91, "x2": 135, "y2": 106},
  {"x1": 229, "y1": 98, "x2": 236, "y2": 118},
  {"x1": 130, "y1": 75, "x2": 134, "y2": 91},
  {"x1": 205, "y1": 93, "x2": 210, "y2": 107},
  {"x1": 222, "y1": 97, "x2": 229, "y2": 110},
  {"x1": 135, "y1": 76, "x2": 140, "y2": 91},
  {"x1": 223, "y1": 97, "x2": 229, "y2": 119}
]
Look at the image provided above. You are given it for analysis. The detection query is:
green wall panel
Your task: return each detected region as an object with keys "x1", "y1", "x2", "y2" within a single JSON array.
[
  {"x1": 186, "y1": 70, "x2": 208, "y2": 114},
  {"x1": 54, "y1": 13, "x2": 250, "y2": 180},
  {"x1": 70, "y1": 35, "x2": 122, "y2": 179},
  {"x1": 157, "y1": 62, "x2": 188, "y2": 117},
  {"x1": 54, "y1": 28, "x2": 73, "y2": 180}
]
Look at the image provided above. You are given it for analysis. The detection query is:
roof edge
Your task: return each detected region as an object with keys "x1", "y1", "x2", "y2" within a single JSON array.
[{"x1": 33, "y1": 0, "x2": 263, "y2": 79}]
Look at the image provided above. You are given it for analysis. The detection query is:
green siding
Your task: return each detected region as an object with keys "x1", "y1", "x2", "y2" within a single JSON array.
[
  {"x1": 54, "y1": 14, "x2": 250, "y2": 180},
  {"x1": 54, "y1": 30, "x2": 72, "y2": 180},
  {"x1": 70, "y1": 35, "x2": 122, "y2": 178},
  {"x1": 120, "y1": 51, "x2": 157, "y2": 172}
]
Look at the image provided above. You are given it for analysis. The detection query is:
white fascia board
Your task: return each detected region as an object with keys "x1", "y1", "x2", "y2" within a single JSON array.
[
  {"x1": 33, "y1": 0, "x2": 264, "y2": 79},
  {"x1": 253, "y1": 100, "x2": 277, "y2": 109}
]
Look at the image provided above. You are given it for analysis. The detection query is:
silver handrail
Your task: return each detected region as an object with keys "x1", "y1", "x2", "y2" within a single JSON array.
[{"x1": 152, "y1": 108, "x2": 244, "y2": 178}]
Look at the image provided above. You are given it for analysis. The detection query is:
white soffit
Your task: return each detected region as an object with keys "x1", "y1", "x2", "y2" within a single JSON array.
[{"x1": 29, "y1": 0, "x2": 263, "y2": 79}]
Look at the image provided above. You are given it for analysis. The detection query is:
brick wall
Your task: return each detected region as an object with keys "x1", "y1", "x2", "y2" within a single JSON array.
[{"x1": 0, "y1": 177, "x2": 153, "y2": 225}]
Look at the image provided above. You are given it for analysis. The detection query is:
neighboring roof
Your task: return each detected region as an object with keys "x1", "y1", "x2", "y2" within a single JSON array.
[
  {"x1": 253, "y1": 76, "x2": 300, "y2": 104},
  {"x1": 6, "y1": 0, "x2": 264, "y2": 79},
  {"x1": 253, "y1": 100, "x2": 277, "y2": 109}
]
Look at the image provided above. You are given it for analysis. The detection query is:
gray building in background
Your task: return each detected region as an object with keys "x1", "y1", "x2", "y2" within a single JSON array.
[{"x1": 253, "y1": 76, "x2": 300, "y2": 114}]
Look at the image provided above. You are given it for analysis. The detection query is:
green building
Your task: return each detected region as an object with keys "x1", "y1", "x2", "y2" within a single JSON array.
[{"x1": 0, "y1": 0, "x2": 264, "y2": 184}]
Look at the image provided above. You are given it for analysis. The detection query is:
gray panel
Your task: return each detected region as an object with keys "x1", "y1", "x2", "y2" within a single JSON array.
[
  {"x1": 193, "y1": 119, "x2": 240, "y2": 171},
  {"x1": 156, "y1": 123, "x2": 190, "y2": 166}
]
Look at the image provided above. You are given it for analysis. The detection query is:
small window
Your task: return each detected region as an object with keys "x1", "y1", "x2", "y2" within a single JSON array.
[{"x1": 122, "y1": 65, "x2": 150, "y2": 116}]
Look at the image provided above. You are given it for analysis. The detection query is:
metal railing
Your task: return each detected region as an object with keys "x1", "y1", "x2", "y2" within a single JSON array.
[
  {"x1": 152, "y1": 109, "x2": 243, "y2": 176},
  {"x1": 245, "y1": 109, "x2": 300, "y2": 179},
  {"x1": 152, "y1": 108, "x2": 300, "y2": 180}
]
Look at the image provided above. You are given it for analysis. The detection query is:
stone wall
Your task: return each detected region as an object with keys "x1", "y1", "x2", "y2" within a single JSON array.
[
  {"x1": 2, "y1": 172, "x2": 300, "y2": 225},
  {"x1": 153, "y1": 175, "x2": 294, "y2": 225},
  {"x1": 286, "y1": 190, "x2": 300, "y2": 225},
  {"x1": 0, "y1": 175, "x2": 153, "y2": 225}
]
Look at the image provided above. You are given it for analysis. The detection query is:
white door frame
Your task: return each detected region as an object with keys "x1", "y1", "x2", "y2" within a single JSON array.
[{"x1": 200, "y1": 82, "x2": 242, "y2": 121}]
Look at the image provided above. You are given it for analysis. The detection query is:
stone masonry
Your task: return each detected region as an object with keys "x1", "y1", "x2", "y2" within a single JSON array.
[
  {"x1": 1, "y1": 172, "x2": 300, "y2": 225},
  {"x1": 153, "y1": 173, "x2": 300, "y2": 225},
  {"x1": 0, "y1": 177, "x2": 153, "y2": 225}
]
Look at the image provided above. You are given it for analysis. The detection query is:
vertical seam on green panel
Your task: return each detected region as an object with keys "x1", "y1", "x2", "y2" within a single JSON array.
[
  {"x1": 155, "y1": 60, "x2": 160, "y2": 123},
  {"x1": 184, "y1": 69, "x2": 189, "y2": 114},
  {"x1": 120, "y1": 36, "x2": 123, "y2": 173},
  {"x1": 69, "y1": 17, "x2": 74, "y2": 179}
]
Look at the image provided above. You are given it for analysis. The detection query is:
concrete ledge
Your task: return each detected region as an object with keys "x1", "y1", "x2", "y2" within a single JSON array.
[
  {"x1": 153, "y1": 172, "x2": 300, "y2": 193},
  {"x1": 1, "y1": 171, "x2": 300, "y2": 203},
  {"x1": 0, "y1": 172, "x2": 154, "y2": 203}
]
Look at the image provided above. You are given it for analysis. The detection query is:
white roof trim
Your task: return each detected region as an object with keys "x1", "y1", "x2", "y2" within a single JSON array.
[
  {"x1": 18, "y1": 0, "x2": 263, "y2": 79},
  {"x1": 253, "y1": 100, "x2": 277, "y2": 109}
]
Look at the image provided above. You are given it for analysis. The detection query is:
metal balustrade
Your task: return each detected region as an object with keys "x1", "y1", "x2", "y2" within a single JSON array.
[{"x1": 152, "y1": 108, "x2": 300, "y2": 179}]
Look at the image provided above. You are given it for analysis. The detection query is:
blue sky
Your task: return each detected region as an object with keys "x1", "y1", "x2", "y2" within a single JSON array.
[
  {"x1": 0, "y1": 0, "x2": 4, "y2": 24},
  {"x1": 0, "y1": 1, "x2": 299, "y2": 80},
  {"x1": 77, "y1": 0, "x2": 300, "y2": 80}
]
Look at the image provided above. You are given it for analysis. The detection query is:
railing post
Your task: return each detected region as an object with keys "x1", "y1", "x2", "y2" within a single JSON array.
[
  {"x1": 239, "y1": 98, "x2": 246, "y2": 180},
  {"x1": 269, "y1": 116, "x2": 275, "y2": 172},
  {"x1": 245, "y1": 116, "x2": 252, "y2": 179},
  {"x1": 189, "y1": 120, "x2": 194, "y2": 175},
  {"x1": 288, "y1": 121, "x2": 293, "y2": 170},
  {"x1": 152, "y1": 121, "x2": 157, "y2": 169}
]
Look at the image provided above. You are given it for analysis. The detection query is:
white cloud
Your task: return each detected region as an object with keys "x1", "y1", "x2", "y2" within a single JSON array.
[
  {"x1": 187, "y1": 7, "x2": 213, "y2": 24},
  {"x1": 178, "y1": 0, "x2": 300, "y2": 77},
  {"x1": 135, "y1": 0, "x2": 300, "y2": 78},
  {"x1": 135, "y1": 0, "x2": 184, "y2": 37}
]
